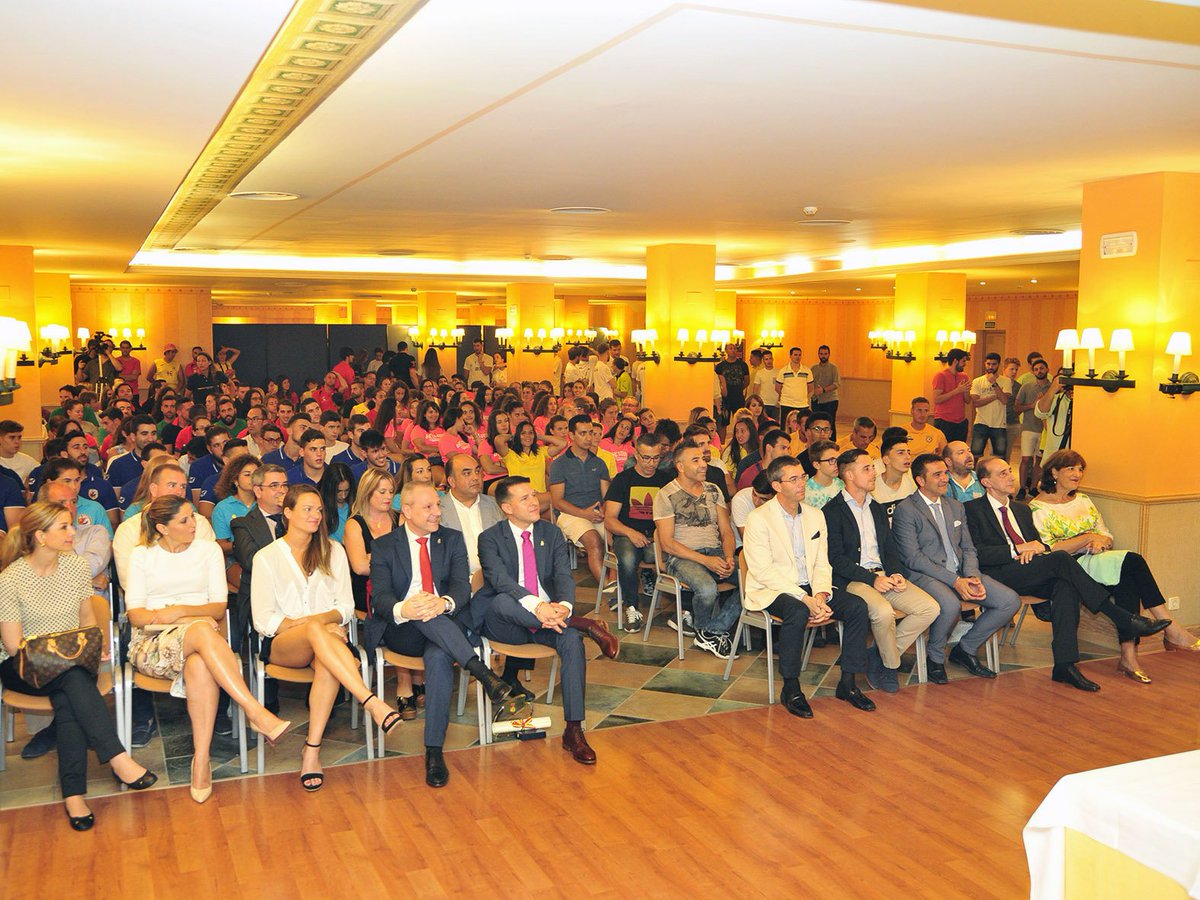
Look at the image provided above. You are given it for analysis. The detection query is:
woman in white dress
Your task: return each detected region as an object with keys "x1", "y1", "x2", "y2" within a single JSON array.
[{"x1": 125, "y1": 495, "x2": 291, "y2": 803}]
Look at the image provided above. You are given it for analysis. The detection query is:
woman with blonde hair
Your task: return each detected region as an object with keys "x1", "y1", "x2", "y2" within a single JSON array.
[
  {"x1": 1, "y1": 502, "x2": 158, "y2": 830},
  {"x1": 251, "y1": 484, "x2": 401, "y2": 791},
  {"x1": 125, "y1": 495, "x2": 290, "y2": 802}
]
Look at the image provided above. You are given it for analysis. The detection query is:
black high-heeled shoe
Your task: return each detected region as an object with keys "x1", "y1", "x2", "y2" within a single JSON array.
[
  {"x1": 65, "y1": 807, "x2": 95, "y2": 832},
  {"x1": 362, "y1": 691, "x2": 402, "y2": 734},
  {"x1": 114, "y1": 768, "x2": 158, "y2": 790},
  {"x1": 300, "y1": 741, "x2": 324, "y2": 792}
]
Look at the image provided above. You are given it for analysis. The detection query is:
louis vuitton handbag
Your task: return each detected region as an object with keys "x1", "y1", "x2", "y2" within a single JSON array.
[{"x1": 15, "y1": 625, "x2": 103, "y2": 689}]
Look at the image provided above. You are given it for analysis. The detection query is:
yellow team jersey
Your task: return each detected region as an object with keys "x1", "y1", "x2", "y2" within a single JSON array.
[{"x1": 904, "y1": 422, "x2": 947, "y2": 455}]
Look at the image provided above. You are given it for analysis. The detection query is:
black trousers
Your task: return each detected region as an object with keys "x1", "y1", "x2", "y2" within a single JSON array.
[
  {"x1": 1107, "y1": 552, "x2": 1167, "y2": 646},
  {"x1": 0, "y1": 660, "x2": 124, "y2": 797},
  {"x1": 934, "y1": 418, "x2": 968, "y2": 443},
  {"x1": 985, "y1": 550, "x2": 1135, "y2": 656},
  {"x1": 383, "y1": 615, "x2": 477, "y2": 748},
  {"x1": 767, "y1": 586, "x2": 868, "y2": 680}
]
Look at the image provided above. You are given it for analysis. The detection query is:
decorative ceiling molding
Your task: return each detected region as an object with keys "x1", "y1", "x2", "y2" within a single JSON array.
[{"x1": 139, "y1": 0, "x2": 428, "y2": 253}]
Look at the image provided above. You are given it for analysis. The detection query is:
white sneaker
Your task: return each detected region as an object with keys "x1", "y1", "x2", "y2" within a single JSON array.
[
  {"x1": 693, "y1": 630, "x2": 723, "y2": 657},
  {"x1": 622, "y1": 605, "x2": 644, "y2": 632}
]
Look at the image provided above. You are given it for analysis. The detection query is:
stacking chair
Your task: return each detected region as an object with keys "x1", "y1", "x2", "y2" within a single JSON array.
[
  {"x1": 959, "y1": 600, "x2": 1002, "y2": 670},
  {"x1": 1, "y1": 594, "x2": 122, "y2": 771},
  {"x1": 476, "y1": 637, "x2": 557, "y2": 746},
  {"x1": 1001, "y1": 595, "x2": 1047, "y2": 647},
  {"x1": 641, "y1": 535, "x2": 736, "y2": 660},
  {"x1": 121, "y1": 610, "x2": 248, "y2": 774},
  {"x1": 253, "y1": 616, "x2": 373, "y2": 773},
  {"x1": 367, "y1": 626, "x2": 472, "y2": 752},
  {"x1": 592, "y1": 531, "x2": 620, "y2": 620}
]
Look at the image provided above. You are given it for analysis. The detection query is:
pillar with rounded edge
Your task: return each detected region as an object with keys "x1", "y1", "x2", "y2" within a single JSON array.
[
  {"x1": 416, "y1": 291, "x2": 457, "y2": 379},
  {"x1": 34, "y1": 273, "x2": 73, "y2": 408},
  {"x1": 889, "y1": 272, "x2": 967, "y2": 428},
  {"x1": 505, "y1": 283, "x2": 556, "y2": 383},
  {"x1": 644, "y1": 243, "x2": 718, "y2": 423},
  {"x1": 1072, "y1": 172, "x2": 1200, "y2": 627},
  {"x1": 0, "y1": 246, "x2": 41, "y2": 431},
  {"x1": 347, "y1": 296, "x2": 378, "y2": 324}
]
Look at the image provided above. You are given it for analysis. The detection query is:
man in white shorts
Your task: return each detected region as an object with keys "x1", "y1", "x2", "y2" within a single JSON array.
[{"x1": 549, "y1": 415, "x2": 610, "y2": 587}]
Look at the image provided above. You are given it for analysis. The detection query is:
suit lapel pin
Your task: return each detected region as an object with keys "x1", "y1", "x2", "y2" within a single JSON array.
[{"x1": 539, "y1": 540, "x2": 544, "y2": 546}]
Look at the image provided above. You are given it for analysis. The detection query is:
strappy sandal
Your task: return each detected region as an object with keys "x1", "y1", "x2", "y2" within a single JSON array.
[
  {"x1": 299, "y1": 741, "x2": 324, "y2": 792},
  {"x1": 362, "y1": 691, "x2": 402, "y2": 735}
]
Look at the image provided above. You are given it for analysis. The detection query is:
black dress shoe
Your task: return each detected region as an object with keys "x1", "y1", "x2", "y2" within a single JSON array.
[
  {"x1": 1126, "y1": 615, "x2": 1171, "y2": 640},
  {"x1": 949, "y1": 646, "x2": 997, "y2": 678},
  {"x1": 468, "y1": 661, "x2": 515, "y2": 705},
  {"x1": 65, "y1": 808, "x2": 95, "y2": 832},
  {"x1": 503, "y1": 677, "x2": 535, "y2": 703},
  {"x1": 926, "y1": 659, "x2": 949, "y2": 685},
  {"x1": 781, "y1": 691, "x2": 813, "y2": 719},
  {"x1": 21, "y1": 723, "x2": 57, "y2": 760},
  {"x1": 835, "y1": 683, "x2": 877, "y2": 711},
  {"x1": 1031, "y1": 601, "x2": 1053, "y2": 623},
  {"x1": 1052, "y1": 664, "x2": 1100, "y2": 692},
  {"x1": 425, "y1": 747, "x2": 449, "y2": 788}
]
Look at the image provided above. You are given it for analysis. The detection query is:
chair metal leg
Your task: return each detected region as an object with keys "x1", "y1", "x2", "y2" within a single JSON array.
[
  {"x1": 800, "y1": 628, "x2": 816, "y2": 672},
  {"x1": 1009, "y1": 605, "x2": 1029, "y2": 646},
  {"x1": 375, "y1": 654, "x2": 388, "y2": 754},
  {"x1": 236, "y1": 703, "x2": 248, "y2": 774},
  {"x1": 915, "y1": 634, "x2": 928, "y2": 684},
  {"x1": 723, "y1": 617, "x2": 744, "y2": 682},
  {"x1": 0, "y1": 701, "x2": 7, "y2": 772},
  {"x1": 673, "y1": 588, "x2": 685, "y2": 660},
  {"x1": 546, "y1": 657, "x2": 558, "y2": 705},
  {"x1": 642, "y1": 589, "x2": 659, "y2": 642},
  {"x1": 255, "y1": 662, "x2": 266, "y2": 774},
  {"x1": 763, "y1": 613, "x2": 775, "y2": 703},
  {"x1": 456, "y1": 666, "x2": 468, "y2": 718}
]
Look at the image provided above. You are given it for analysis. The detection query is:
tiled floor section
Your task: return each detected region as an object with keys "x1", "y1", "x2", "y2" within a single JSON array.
[{"x1": 2, "y1": 576, "x2": 1188, "y2": 811}]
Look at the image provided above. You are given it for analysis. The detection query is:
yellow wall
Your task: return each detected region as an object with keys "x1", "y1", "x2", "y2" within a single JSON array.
[
  {"x1": 965, "y1": 291, "x2": 1078, "y2": 372},
  {"x1": 71, "y1": 283, "x2": 213, "y2": 375},
  {"x1": 736, "y1": 296, "x2": 894, "y2": 379}
]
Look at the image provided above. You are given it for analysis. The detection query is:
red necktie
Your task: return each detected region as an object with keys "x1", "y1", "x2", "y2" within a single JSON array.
[
  {"x1": 416, "y1": 536, "x2": 434, "y2": 593},
  {"x1": 998, "y1": 505, "x2": 1025, "y2": 554}
]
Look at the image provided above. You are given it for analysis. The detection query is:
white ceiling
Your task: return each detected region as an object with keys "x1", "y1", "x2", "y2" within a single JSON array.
[{"x1": 4, "y1": 0, "x2": 1199, "y2": 301}]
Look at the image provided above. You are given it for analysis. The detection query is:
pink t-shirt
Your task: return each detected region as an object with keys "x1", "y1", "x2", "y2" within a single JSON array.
[
  {"x1": 410, "y1": 425, "x2": 447, "y2": 457},
  {"x1": 437, "y1": 432, "x2": 476, "y2": 460},
  {"x1": 477, "y1": 437, "x2": 507, "y2": 479},
  {"x1": 118, "y1": 355, "x2": 142, "y2": 390},
  {"x1": 333, "y1": 360, "x2": 356, "y2": 389},
  {"x1": 932, "y1": 369, "x2": 969, "y2": 423},
  {"x1": 599, "y1": 438, "x2": 633, "y2": 473}
]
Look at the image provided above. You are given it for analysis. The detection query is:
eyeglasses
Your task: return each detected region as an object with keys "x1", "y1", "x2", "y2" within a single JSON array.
[
  {"x1": 637, "y1": 454, "x2": 662, "y2": 463},
  {"x1": 816, "y1": 457, "x2": 838, "y2": 465},
  {"x1": 261, "y1": 481, "x2": 289, "y2": 490},
  {"x1": 777, "y1": 475, "x2": 805, "y2": 485}
]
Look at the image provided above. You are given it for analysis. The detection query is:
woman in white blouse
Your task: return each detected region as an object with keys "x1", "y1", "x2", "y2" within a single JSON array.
[
  {"x1": 251, "y1": 484, "x2": 401, "y2": 791},
  {"x1": 125, "y1": 495, "x2": 291, "y2": 803}
]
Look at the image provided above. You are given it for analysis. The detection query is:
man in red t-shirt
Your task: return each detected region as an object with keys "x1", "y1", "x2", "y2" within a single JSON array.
[
  {"x1": 332, "y1": 346, "x2": 357, "y2": 393},
  {"x1": 312, "y1": 371, "x2": 341, "y2": 411},
  {"x1": 931, "y1": 348, "x2": 971, "y2": 443}
]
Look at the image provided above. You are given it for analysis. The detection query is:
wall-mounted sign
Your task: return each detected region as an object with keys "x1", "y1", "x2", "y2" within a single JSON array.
[{"x1": 1100, "y1": 231, "x2": 1137, "y2": 259}]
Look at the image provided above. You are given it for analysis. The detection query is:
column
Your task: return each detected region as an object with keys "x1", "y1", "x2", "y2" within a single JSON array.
[
  {"x1": 347, "y1": 296, "x2": 378, "y2": 324},
  {"x1": 644, "y1": 243, "x2": 717, "y2": 422},
  {"x1": 34, "y1": 273, "x2": 73, "y2": 408},
  {"x1": 505, "y1": 283, "x2": 556, "y2": 383},
  {"x1": 416, "y1": 291, "x2": 458, "y2": 378},
  {"x1": 889, "y1": 272, "x2": 966, "y2": 427},
  {"x1": 314, "y1": 305, "x2": 344, "y2": 325},
  {"x1": 1073, "y1": 172, "x2": 1200, "y2": 627},
  {"x1": 0, "y1": 246, "x2": 41, "y2": 430}
]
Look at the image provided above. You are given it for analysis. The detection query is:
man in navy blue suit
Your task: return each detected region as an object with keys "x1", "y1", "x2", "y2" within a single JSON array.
[
  {"x1": 476, "y1": 476, "x2": 620, "y2": 765},
  {"x1": 369, "y1": 481, "x2": 516, "y2": 788}
]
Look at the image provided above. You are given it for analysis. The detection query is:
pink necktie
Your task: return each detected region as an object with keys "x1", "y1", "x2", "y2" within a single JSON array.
[{"x1": 521, "y1": 530, "x2": 539, "y2": 597}]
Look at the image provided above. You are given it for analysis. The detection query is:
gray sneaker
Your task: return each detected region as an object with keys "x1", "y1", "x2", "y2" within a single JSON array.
[
  {"x1": 692, "y1": 629, "x2": 725, "y2": 657},
  {"x1": 622, "y1": 605, "x2": 644, "y2": 632},
  {"x1": 667, "y1": 612, "x2": 696, "y2": 637}
]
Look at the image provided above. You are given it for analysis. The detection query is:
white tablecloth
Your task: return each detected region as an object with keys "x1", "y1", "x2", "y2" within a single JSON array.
[{"x1": 1024, "y1": 750, "x2": 1200, "y2": 899}]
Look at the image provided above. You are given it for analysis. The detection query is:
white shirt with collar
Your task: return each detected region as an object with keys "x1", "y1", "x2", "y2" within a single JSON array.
[
  {"x1": 250, "y1": 538, "x2": 354, "y2": 638},
  {"x1": 113, "y1": 507, "x2": 215, "y2": 586},
  {"x1": 841, "y1": 489, "x2": 882, "y2": 570},
  {"x1": 507, "y1": 521, "x2": 564, "y2": 614},
  {"x1": 449, "y1": 491, "x2": 485, "y2": 573},
  {"x1": 391, "y1": 527, "x2": 457, "y2": 624},
  {"x1": 986, "y1": 492, "x2": 1028, "y2": 559}
]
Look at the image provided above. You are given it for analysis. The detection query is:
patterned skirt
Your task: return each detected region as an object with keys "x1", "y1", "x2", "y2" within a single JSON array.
[{"x1": 128, "y1": 621, "x2": 208, "y2": 698}]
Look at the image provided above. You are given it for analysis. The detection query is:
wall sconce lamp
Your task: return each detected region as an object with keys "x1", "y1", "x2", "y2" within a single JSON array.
[
  {"x1": 631, "y1": 329, "x2": 660, "y2": 364},
  {"x1": 1057, "y1": 327, "x2": 1137, "y2": 392},
  {"x1": 885, "y1": 330, "x2": 917, "y2": 364},
  {"x1": 427, "y1": 327, "x2": 464, "y2": 351},
  {"x1": 33, "y1": 324, "x2": 73, "y2": 366},
  {"x1": 933, "y1": 329, "x2": 977, "y2": 363},
  {"x1": 0, "y1": 317, "x2": 33, "y2": 406},
  {"x1": 494, "y1": 327, "x2": 513, "y2": 352},
  {"x1": 868, "y1": 330, "x2": 889, "y2": 352},
  {"x1": 521, "y1": 327, "x2": 561, "y2": 355},
  {"x1": 674, "y1": 328, "x2": 726, "y2": 364},
  {"x1": 759, "y1": 329, "x2": 784, "y2": 349},
  {"x1": 1160, "y1": 331, "x2": 1198, "y2": 397},
  {"x1": 565, "y1": 328, "x2": 597, "y2": 347},
  {"x1": 404, "y1": 325, "x2": 424, "y2": 349}
]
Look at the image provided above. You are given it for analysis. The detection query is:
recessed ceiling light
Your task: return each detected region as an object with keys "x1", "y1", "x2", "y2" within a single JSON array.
[
  {"x1": 1010, "y1": 228, "x2": 1065, "y2": 236},
  {"x1": 796, "y1": 219, "x2": 852, "y2": 226},
  {"x1": 537, "y1": 254, "x2": 573, "y2": 261},
  {"x1": 228, "y1": 191, "x2": 300, "y2": 201},
  {"x1": 837, "y1": 239, "x2": 856, "y2": 244},
  {"x1": 274, "y1": 280, "x2": 306, "y2": 287},
  {"x1": 979, "y1": 281, "x2": 987, "y2": 285},
  {"x1": 1030, "y1": 278, "x2": 1038, "y2": 284},
  {"x1": 548, "y1": 206, "x2": 610, "y2": 215},
  {"x1": 789, "y1": 291, "x2": 797, "y2": 295},
  {"x1": 376, "y1": 248, "x2": 417, "y2": 256},
  {"x1": 855, "y1": 287, "x2": 862, "y2": 291}
]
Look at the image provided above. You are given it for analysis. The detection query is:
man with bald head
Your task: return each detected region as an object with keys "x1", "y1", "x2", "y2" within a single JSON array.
[
  {"x1": 943, "y1": 441, "x2": 984, "y2": 503},
  {"x1": 369, "y1": 480, "x2": 517, "y2": 788}
]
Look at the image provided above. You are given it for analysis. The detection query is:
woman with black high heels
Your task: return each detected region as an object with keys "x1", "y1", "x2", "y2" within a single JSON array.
[
  {"x1": 251, "y1": 485, "x2": 401, "y2": 791},
  {"x1": 0, "y1": 502, "x2": 158, "y2": 831}
]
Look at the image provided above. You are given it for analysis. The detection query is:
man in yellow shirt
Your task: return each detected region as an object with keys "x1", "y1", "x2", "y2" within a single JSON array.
[
  {"x1": 146, "y1": 343, "x2": 185, "y2": 394},
  {"x1": 902, "y1": 396, "x2": 947, "y2": 455},
  {"x1": 837, "y1": 416, "x2": 881, "y2": 460}
]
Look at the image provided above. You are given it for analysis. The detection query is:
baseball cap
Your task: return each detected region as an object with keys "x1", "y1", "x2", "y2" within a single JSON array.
[{"x1": 164, "y1": 343, "x2": 178, "y2": 351}]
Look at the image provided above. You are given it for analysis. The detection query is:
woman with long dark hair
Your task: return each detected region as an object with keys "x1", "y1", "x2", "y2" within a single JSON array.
[
  {"x1": 318, "y1": 462, "x2": 356, "y2": 543},
  {"x1": 250, "y1": 485, "x2": 401, "y2": 791}
]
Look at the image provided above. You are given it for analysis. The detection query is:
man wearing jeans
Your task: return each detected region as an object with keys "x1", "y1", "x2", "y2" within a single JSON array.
[
  {"x1": 809, "y1": 344, "x2": 841, "y2": 441},
  {"x1": 969, "y1": 352, "x2": 1013, "y2": 459},
  {"x1": 653, "y1": 441, "x2": 740, "y2": 658},
  {"x1": 604, "y1": 433, "x2": 671, "y2": 632}
]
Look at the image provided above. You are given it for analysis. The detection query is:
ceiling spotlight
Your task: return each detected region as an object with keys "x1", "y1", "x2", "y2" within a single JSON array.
[
  {"x1": 1010, "y1": 228, "x2": 1065, "y2": 236},
  {"x1": 228, "y1": 191, "x2": 300, "y2": 201},
  {"x1": 1030, "y1": 278, "x2": 1038, "y2": 284},
  {"x1": 376, "y1": 248, "x2": 417, "y2": 256},
  {"x1": 548, "y1": 206, "x2": 610, "y2": 215},
  {"x1": 855, "y1": 287, "x2": 862, "y2": 291},
  {"x1": 796, "y1": 219, "x2": 852, "y2": 226},
  {"x1": 537, "y1": 254, "x2": 573, "y2": 261},
  {"x1": 274, "y1": 280, "x2": 306, "y2": 288},
  {"x1": 979, "y1": 281, "x2": 987, "y2": 285}
]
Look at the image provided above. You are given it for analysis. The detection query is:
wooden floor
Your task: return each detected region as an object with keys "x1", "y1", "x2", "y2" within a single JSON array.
[{"x1": 2, "y1": 652, "x2": 1197, "y2": 899}]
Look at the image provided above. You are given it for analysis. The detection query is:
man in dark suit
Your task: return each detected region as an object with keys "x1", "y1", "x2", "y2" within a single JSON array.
[
  {"x1": 231, "y1": 463, "x2": 292, "y2": 716},
  {"x1": 476, "y1": 476, "x2": 620, "y2": 765},
  {"x1": 824, "y1": 449, "x2": 938, "y2": 693},
  {"x1": 369, "y1": 481, "x2": 516, "y2": 788},
  {"x1": 892, "y1": 454, "x2": 1020, "y2": 683},
  {"x1": 966, "y1": 456, "x2": 1170, "y2": 691}
]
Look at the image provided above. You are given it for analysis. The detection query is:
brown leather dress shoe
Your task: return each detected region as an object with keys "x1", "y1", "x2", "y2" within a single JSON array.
[
  {"x1": 562, "y1": 722, "x2": 597, "y2": 764},
  {"x1": 568, "y1": 616, "x2": 620, "y2": 659}
]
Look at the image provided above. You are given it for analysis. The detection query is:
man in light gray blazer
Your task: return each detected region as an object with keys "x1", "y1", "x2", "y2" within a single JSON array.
[
  {"x1": 438, "y1": 453, "x2": 504, "y2": 591},
  {"x1": 891, "y1": 452, "x2": 1019, "y2": 684}
]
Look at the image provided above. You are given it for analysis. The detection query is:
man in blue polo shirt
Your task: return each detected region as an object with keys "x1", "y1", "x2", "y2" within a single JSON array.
[
  {"x1": 187, "y1": 425, "x2": 230, "y2": 504},
  {"x1": 38, "y1": 457, "x2": 114, "y2": 537},
  {"x1": 549, "y1": 414, "x2": 611, "y2": 587},
  {"x1": 332, "y1": 414, "x2": 371, "y2": 469},
  {"x1": 106, "y1": 415, "x2": 158, "y2": 489},
  {"x1": 1, "y1": 464, "x2": 25, "y2": 530},
  {"x1": 28, "y1": 434, "x2": 120, "y2": 529},
  {"x1": 287, "y1": 428, "x2": 328, "y2": 486},
  {"x1": 261, "y1": 414, "x2": 309, "y2": 470},
  {"x1": 348, "y1": 428, "x2": 401, "y2": 483}
]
